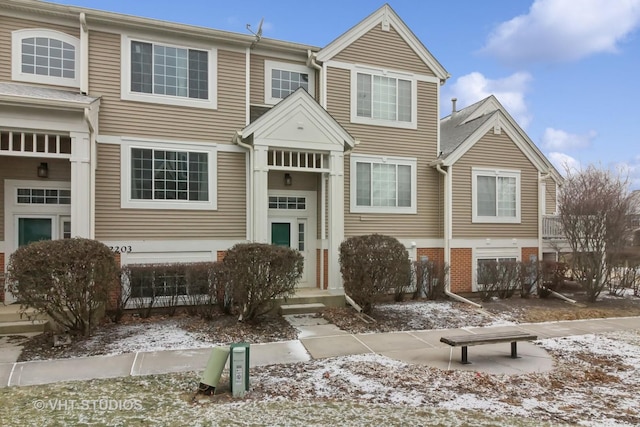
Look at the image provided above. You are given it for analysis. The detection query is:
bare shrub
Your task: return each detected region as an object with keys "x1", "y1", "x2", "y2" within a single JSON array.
[
  {"x1": 519, "y1": 259, "x2": 543, "y2": 298},
  {"x1": 558, "y1": 166, "x2": 634, "y2": 302},
  {"x1": 477, "y1": 259, "x2": 521, "y2": 301},
  {"x1": 610, "y1": 265, "x2": 640, "y2": 296},
  {"x1": 339, "y1": 234, "x2": 411, "y2": 314},
  {"x1": 106, "y1": 267, "x2": 133, "y2": 324},
  {"x1": 8, "y1": 238, "x2": 119, "y2": 336},
  {"x1": 223, "y1": 243, "x2": 302, "y2": 321},
  {"x1": 413, "y1": 259, "x2": 448, "y2": 300}
]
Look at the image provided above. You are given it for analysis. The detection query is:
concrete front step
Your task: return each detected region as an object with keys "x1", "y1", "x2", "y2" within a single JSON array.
[
  {"x1": 280, "y1": 303, "x2": 326, "y2": 315},
  {"x1": 0, "y1": 319, "x2": 49, "y2": 334}
]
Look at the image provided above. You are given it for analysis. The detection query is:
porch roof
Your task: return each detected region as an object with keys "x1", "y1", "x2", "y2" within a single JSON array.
[
  {"x1": 0, "y1": 82, "x2": 100, "y2": 110},
  {"x1": 240, "y1": 88, "x2": 356, "y2": 152}
]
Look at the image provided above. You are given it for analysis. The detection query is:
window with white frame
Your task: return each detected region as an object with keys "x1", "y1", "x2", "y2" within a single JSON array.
[
  {"x1": 264, "y1": 60, "x2": 314, "y2": 104},
  {"x1": 472, "y1": 168, "x2": 521, "y2": 223},
  {"x1": 351, "y1": 67, "x2": 416, "y2": 129},
  {"x1": 350, "y1": 155, "x2": 417, "y2": 214},
  {"x1": 121, "y1": 139, "x2": 217, "y2": 210},
  {"x1": 12, "y1": 29, "x2": 80, "y2": 88},
  {"x1": 121, "y1": 36, "x2": 217, "y2": 109}
]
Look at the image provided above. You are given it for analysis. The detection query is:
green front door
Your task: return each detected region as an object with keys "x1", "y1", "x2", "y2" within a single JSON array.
[
  {"x1": 18, "y1": 218, "x2": 52, "y2": 246},
  {"x1": 271, "y1": 222, "x2": 291, "y2": 247}
]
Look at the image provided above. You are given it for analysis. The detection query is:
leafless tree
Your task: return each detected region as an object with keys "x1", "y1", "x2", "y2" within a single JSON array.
[{"x1": 558, "y1": 166, "x2": 634, "y2": 302}]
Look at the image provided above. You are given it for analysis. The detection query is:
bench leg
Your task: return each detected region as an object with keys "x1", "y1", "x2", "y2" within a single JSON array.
[
  {"x1": 510, "y1": 342, "x2": 519, "y2": 359},
  {"x1": 461, "y1": 346, "x2": 471, "y2": 364}
]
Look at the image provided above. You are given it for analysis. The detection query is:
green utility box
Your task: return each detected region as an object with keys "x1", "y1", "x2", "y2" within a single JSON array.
[
  {"x1": 229, "y1": 342, "x2": 250, "y2": 397},
  {"x1": 199, "y1": 346, "x2": 230, "y2": 395}
]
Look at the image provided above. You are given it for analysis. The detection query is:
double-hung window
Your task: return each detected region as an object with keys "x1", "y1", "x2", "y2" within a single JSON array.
[
  {"x1": 264, "y1": 60, "x2": 314, "y2": 104},
  {"x1": 350, "y1": 155, "x2": 417, "y2": 214},
  {"x1": 121, "y1": 139, "x2": 217, "y2": 210},
  {"x1": 351, "y1": 68, "x2": 416, "y2": 129},
  {"x1": 472, "y1": 168, "x2": 520, "y2": 223},
  {"x1": 12, "y1": 29, "x2": 80, "y2": 88},
  {"x1": 122, "y1": 36, "x2": 216, "y2": 109}
]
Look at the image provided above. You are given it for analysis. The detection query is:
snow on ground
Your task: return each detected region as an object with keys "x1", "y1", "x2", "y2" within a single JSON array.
[
  {"x1": 375, "y1": 300, "x2": 517, "y2": 329},
  {"x1": 78, "y1": 319, "x2": 211, "y2": 356},
  {"x1": 246, "y1": 330, "x2": 640, "y2": 426}
]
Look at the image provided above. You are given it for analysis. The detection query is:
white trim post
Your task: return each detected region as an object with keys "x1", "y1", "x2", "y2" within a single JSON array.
[
  {"x1": 70, "y1": 132, "x2": 92, "y2": 238},
  {"x1": 253, "y1": 145, "x2": 269, "y2": 243},
  {"x1": 328, "y1": 150, "x2": 344, "y2": 290}
]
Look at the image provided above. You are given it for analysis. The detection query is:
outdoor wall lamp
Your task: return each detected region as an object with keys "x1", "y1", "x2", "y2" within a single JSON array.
[
  {"x1": 284, "y1": 173, "x2": 292, "y2": 186},
  {"x1": 37, "y1": 162, "x2": 49, "y2": 178}
]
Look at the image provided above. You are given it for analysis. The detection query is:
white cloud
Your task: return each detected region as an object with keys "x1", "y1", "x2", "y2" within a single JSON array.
[
  {"x1": 614, "y1": 157, "x2": 640, "y2": 190},
  {"x1": 541, "y1": 128, "x2": 597, "y2": 151},
  {"x1": 444, "y1": 71, "x2": 533, "y2": 128},
  {"x1": 481, "y1": 0, "x2": 640, "y2": 64},
  {"x1": 547, "y1": 152, "x2": 581, "y2": 175}
]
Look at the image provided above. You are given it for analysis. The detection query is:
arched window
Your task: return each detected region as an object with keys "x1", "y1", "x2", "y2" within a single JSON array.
[{"x1": 12, "y1": 29, "x2": 80, "y2": 88}]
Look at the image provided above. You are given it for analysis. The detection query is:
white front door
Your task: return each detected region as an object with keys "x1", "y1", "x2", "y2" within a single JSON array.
[{"x1": 268, "y1": 191, "x2": 316, "y2": 288}]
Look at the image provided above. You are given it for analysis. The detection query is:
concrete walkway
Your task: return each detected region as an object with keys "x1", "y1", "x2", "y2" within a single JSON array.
[{"x1": 1, "y1": 316, "x2": 639, "y2": 388}]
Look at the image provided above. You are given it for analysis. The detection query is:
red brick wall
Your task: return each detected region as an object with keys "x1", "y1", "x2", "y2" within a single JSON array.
[
  {"x1": 450, "y1": 248, "x2": 472, "y2": 293},
  {"x1": 521, "y1": 247, "x2": 539, "y2": 263},
  {"x1": 106, "y1": 253, "x2": 122, "y2": 310},
  {"x1": 217, "y1": 251, "x2": 226, "y2": 262},
  {"x1": 416, "y1": 248, "x2": 444, "y2": 265},
  {"x1": 0, "y1": 252, "x2": 4, "y2": 303},
  {"x1": 316, "y1": 249, "x2": 328, "y2": 289}
]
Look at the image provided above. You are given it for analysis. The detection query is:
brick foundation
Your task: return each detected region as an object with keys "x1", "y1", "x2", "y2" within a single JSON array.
[
  {"x1": 416, "y1": 248, "x2": 444, "y2": 265},
  {"x1": 107, "y1": 253, "x2": 122, "y2": 311},
  {"x1": 316, "y1": 249, "x2": 328, "y2": 289},
  {"x1": 0, "y1": 252, "x2": 4, "y2": 303},
  {"x1": 450, "y1": 248, "x2": 472, "y2": 293},
  {"x1": 217, "y1": 250, "x2": 226, "y2": 262},
  {"x1": 521, "y1": 247, "x2": 539, "y2": 263}
]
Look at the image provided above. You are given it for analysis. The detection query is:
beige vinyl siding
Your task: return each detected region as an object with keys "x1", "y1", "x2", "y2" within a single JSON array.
[
  {"x1": 0, "y1": 15, "x2": 79, "y2": 86},
  {"x1": 334, "y1": 25, "x2": 435, "y2": 77},
  {"x1": 94, "y1": 143, "x2": 246, "y2": 240},
  {"x1": 89, "y1": 31, "x2": 245, "y2": 142},
  {"x1": 452, "y1": 129, "x2": 539, "y2": 239},
  {"x1": 0, "y1": 157, "x2": 71, "y2": 241},
  {"x1": 326, "y1": 67, "x2": 442, "y2": 238},
  {"x1": 545, "y1": 179, "x2": 557, "y2": 214}
]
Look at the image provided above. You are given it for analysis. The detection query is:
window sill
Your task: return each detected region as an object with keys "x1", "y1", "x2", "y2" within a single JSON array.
[
  {"x1": 472, "y1": 216, "x2": 521, "y2": 224},
  {"x1": 121, "y1": 91, "x2": 217, "y2": 110},
  {"x1": 350, "y1": 115, "x2": 417, "y2": 130}
]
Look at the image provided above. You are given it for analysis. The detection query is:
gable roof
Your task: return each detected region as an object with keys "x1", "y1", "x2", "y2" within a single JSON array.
[
  {"x1": 439, "y1": 95, "x2": 563, "y2": 182},
  {"x1": 241, "y1": 88, "x2": 356, "y2": 152},
  {"x1": 316, "y1": 4, "x2": 449, "y2": 81}
]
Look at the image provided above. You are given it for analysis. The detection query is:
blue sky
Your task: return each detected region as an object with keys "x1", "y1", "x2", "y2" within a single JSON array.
[{"x1": 62, "y1": 0, "x2": 640, "y2": 189}]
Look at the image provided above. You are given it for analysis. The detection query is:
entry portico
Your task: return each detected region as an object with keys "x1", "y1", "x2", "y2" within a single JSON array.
[
  {"x1": 0, "y1": 82, "x2": 99, "y2": 303},
  {"x1": 236, "y1": 89, "x2": 355, "y2": 291}
]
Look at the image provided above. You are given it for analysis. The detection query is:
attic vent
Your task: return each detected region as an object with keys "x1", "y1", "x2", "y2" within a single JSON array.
[{"x1": 381, "y1": 13, "x2": 390, "y2": 31}]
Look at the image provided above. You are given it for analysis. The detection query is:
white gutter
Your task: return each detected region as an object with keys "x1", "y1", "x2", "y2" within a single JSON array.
[
  {"x1": 233, "y1": 131, "x2": 253, "y2": 241},
  {"x1": 433, "y1": 161, "x2": 482, "y2": 308}
]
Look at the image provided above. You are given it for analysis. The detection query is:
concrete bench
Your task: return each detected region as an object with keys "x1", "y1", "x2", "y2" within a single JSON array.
[{"x1": 440, "y1": 331, "x2": 538, "y2": 364}]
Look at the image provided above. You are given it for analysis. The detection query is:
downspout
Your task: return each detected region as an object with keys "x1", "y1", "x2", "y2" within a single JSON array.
[
  {"x1": 233, "y1": 131, "x2": 253, "y2": 241},
  {"x1": 538, "y1": 171, "x2": 552, "y2": 262},
  {"x1": 79, "y1": 13, "x2": 89, "y2": 95},
  {"x1": 307, "y1": 50, "x2": 323, "y2": 106},
  {"x1": 434, "y1": 162, "x2": 482, "y2": 308}
]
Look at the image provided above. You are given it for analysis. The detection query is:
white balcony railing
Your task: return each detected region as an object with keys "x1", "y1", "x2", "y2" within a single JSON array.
[{"x1": 542, "y1": 215, "x2": 564, "y2": 239}]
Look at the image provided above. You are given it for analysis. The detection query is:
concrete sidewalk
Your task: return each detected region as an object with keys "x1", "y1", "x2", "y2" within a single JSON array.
[{"x1": 1, "y1": 316, "x2": 639, "y2": 388}]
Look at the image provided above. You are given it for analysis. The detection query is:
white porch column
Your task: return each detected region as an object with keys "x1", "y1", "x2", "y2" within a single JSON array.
[
  {"x1": 328, "y1": 150, "x2": 345, "y2": 290},
  {"x1": 70, "y1": 132, "x2": 92, "y2": 238},
  {"x1": 253, "y1": 145, "x2": 269, "y2": 243}
]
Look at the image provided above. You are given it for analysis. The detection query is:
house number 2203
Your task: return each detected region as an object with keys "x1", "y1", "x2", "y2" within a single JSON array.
[{"x1": 110, "y1": 246, "x2": 132, "y2": 254}]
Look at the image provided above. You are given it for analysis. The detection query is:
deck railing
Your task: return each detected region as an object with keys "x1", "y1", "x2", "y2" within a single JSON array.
[{"x1": 542, "y1": 215, "x2": 564, "y2": 239}]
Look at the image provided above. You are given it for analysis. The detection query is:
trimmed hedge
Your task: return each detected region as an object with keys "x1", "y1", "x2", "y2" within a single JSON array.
[
  {"x1": 223, "y1": 243, "x2": 303, "y2": 321},
  {"x1": 8, "y1": 238, "x2": 119, "y2": 336},
  {"x1": 339, "y1": 234, "x2": 411, "y2": 314}
]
